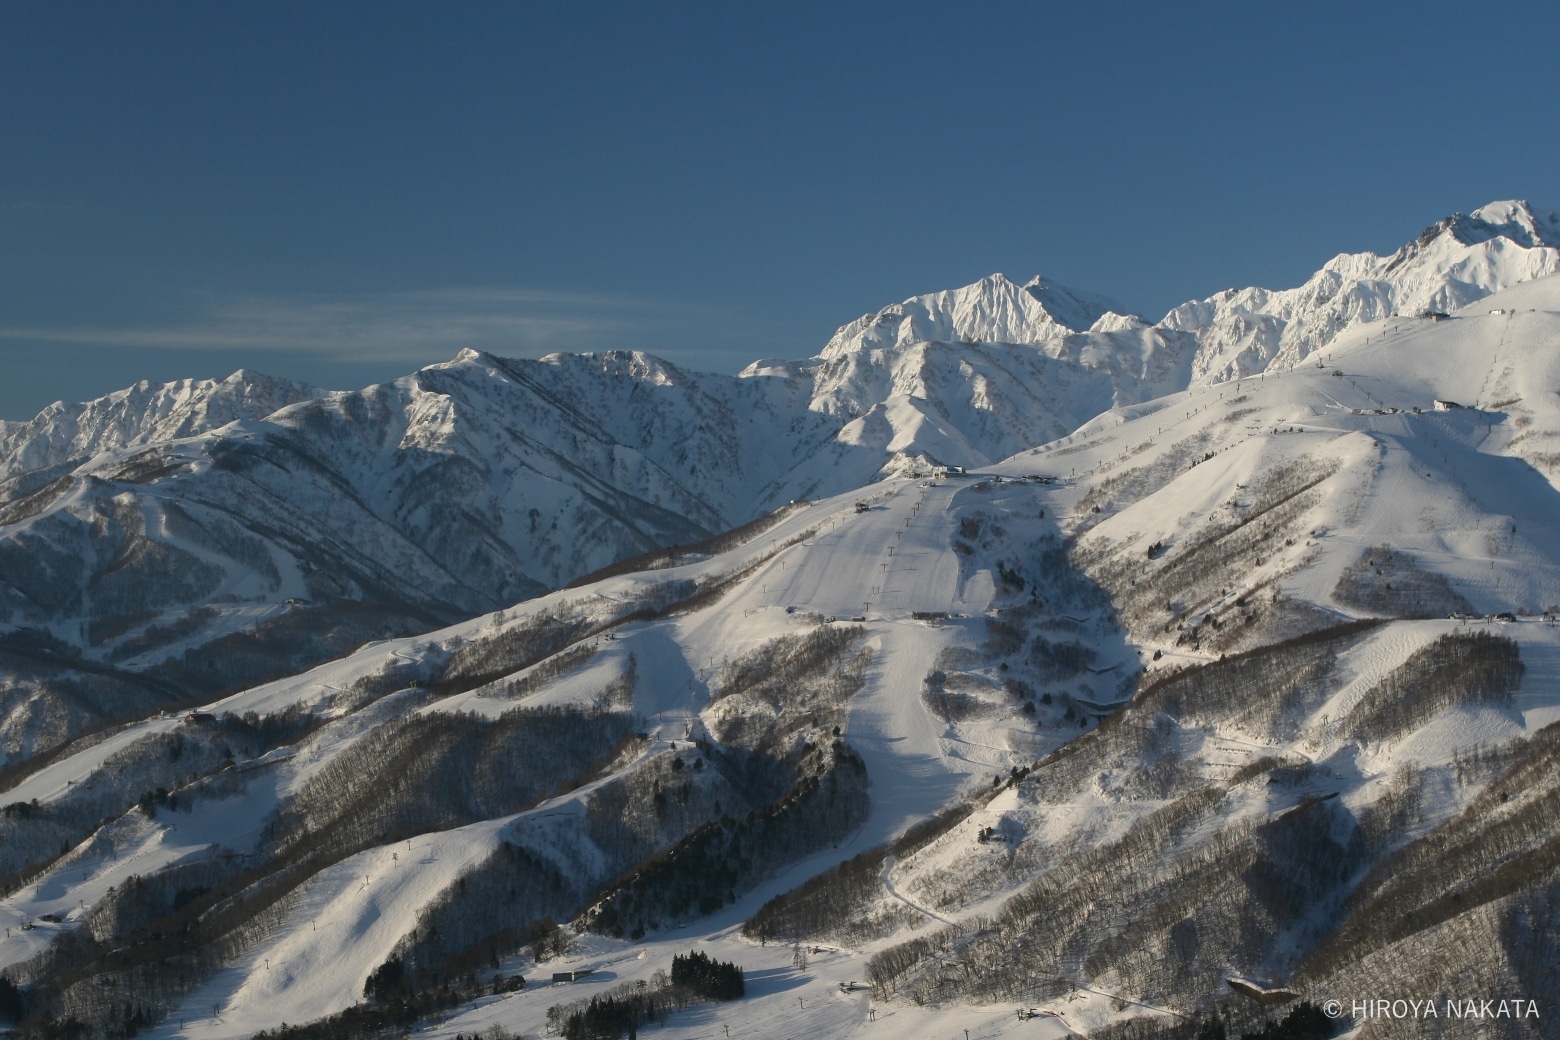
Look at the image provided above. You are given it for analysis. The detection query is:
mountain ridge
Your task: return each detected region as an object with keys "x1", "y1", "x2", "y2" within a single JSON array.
[{"x1": 1, "y1": 198, "x2": 1557, "y2": 774}]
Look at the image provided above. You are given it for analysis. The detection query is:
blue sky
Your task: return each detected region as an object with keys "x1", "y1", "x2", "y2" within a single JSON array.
[{"x1": 2, "y1": 1, "x2": 1557, "y2": 418}]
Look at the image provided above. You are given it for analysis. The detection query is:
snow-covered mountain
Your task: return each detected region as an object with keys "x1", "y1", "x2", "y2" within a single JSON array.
[
  {"x1": 3, "y1": 201, "x2": 1559, "y2": 777},
  {"x1": 821, "y1": 272, "x2": 1132, "y2": 356},
  {"x1": 799, "y1": 201, "x2": 1560, "y2": 441},
  {"x1": 0, "y1": 349, "x2": 834, "y2": 765},
  {"x1": 8, "y1": 271, "x2": 1560, "y2": 1039},
  {"x1": 0, "y1": 370, "x2": 324, "y2": 495},
  {"x1": 1172, "y1": 199, "x2": 1560, "y2": 382},
  {"x1": 819, "y1": 200, "x2": 1560, "y2": 396}
]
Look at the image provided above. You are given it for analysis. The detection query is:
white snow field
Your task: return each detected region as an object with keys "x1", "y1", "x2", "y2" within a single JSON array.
[{"x1": 5, "y1": 214, "x2": 1560, "y2": 1039}]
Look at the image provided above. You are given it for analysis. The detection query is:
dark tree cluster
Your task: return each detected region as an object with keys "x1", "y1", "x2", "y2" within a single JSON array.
[
  {"x1": 324, "y1": 656, "x2": 435, "y2": 712},
  {"x1": 852, "y1": 673, "x2": 1434, "y2": 1012},
  {"x1": 830, "y1": 613, "x2": 1560, "y2": 1020},
  {"x1": 1028, "y1": 637, "x2": 1096, "y2": 682},
  {"x1": 551, "y1": 953, "x2": 745, "y2": 1040},
  {"x1": 83, "y1": 856, "x2": 247, "y2": 941},
  {"x1": 670, "y1": 950, "x2": 744, "y2": 1000},
  {"x1": 1088, "y1": 1002, "x2": 1335, "y2": 1040},
  {"x1": 1132, "y1": 620, "x2": 1379, "y2": 744},
  {"x1": 711, "y1": 625, "x2": 865, "y2": 709},
  {"x1": 214, "y1": 703, "x2": 317, "y2": 752},
  {"x1": 1332, "y1": 544, "x2": 1473, "y2": 618},
  {"x1": 1, "y1": 711, "x2": 308, "y2": 888},
  {"x1": 1243, "y1": 799, "x2": 1366, "y2": 924},
  {"x1": 583, "y1": 743, "x2": 768, "y2": 884},
  {"x1": 278, "y1": 705, "x2": 638, "y2": 859},
  {"x1": 1075, "y1": 458, "x2": 1338, "y2": 652},
  {"x1": 745, "y1": 849, "x2": 886, "y2": 944},
  {"x1": 922, "y1": 686, "x2": 996, "y2": 723},
  {"x1": 150, "y1": 599, "x2": 425, "y2": 698},
  {"x1": 560, "y1": 991, "x2": 657, "y2": 1040},
  {"x1": 1303, "y1": 720, "x2": 1560, "y2": 983},
  {"x1": 1075, "y1": 431, "x2": 1214, "y2": 520},
  {"x1": 708, "y1": 626, "x2": 870, "y2": 751},
  {"x1": 0, "y1": 973, "x2": 23, "y2": 1020},
  {"x1": 100, "y1": 607, "x2": 217, "y2": 662},
  {"x1": 583, "y1": 742, "x2": 868, "y2": 938},
  {"x1": 487, "y1": 643, "x2": 594, "y2": 699},
  {"x1": 1340, "y1": 631, "x2": 1522, "y2": 745},
  {"x1": 1240, "y1": 1003, "x2": 1335, "y2": 1040},
  {"x1": 439, "y1": 612, "x2": 593, "y2": 689},
  {"x1": 245, "y1": 982, "x2": 472, "y2": 1040},
  {"x1": 387, "y1": 844, "x2": 578, "y2": 984},
  {"x1": 745, "y1": 802, "x2": 974, "y2": 944}
]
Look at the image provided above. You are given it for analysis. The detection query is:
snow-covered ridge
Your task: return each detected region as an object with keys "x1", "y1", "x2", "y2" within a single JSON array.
[
  {"x1": 1168, "y1": 198, "x2": 1560, "y2": 382},
  {"x1": 2, "y1": 199, "x2": 1558, "y2": 777},
  {"x1": 0, "y1": 369, "x2": 324, "y2": 490},
  {"x1": 814, "y1": 200, "x2": 1560, "y2": 395}
]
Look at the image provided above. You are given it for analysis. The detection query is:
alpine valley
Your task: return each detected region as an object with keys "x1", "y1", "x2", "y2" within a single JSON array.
[{"x1": 3, "y1": 200, "x2": 1560, "y2": 1040}]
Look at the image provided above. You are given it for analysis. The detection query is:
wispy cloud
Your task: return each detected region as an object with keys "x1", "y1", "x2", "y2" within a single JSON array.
[{"x1": 0, "y1": 287, "x2": 735, "y2": 364}]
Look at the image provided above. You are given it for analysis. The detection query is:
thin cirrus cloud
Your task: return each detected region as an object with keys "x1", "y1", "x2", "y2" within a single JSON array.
[{"x1": 0, "y1": 287, "x2": 743, "y2": 365}]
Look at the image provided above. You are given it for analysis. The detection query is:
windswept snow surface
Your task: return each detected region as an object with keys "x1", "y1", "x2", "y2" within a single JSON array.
[{"x1": 25, "y1": 277, "x2": 1560, "y2": 1027}]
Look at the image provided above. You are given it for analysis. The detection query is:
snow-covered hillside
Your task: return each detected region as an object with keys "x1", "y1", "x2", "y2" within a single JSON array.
[{"x1": 6, "y1": 271, "x2": 1560, "y2": 1039}]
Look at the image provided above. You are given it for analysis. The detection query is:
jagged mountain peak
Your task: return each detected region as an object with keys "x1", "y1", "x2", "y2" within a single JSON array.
[
  {"x1": 1018, "y1": 273, "x2": 1137, "y2": 332},
  {"x1": 820, "y1": 271, "x2": 1127, "y2": 360},
  {"x1": 448, "y1": 346, "x2": 488, "y2": 364},
  {"x1": 1170, "y1": 199, "x2": 1560, "y2": 383},
  {"x1": 1385, "y1": 198, "x2": 1560, "y2": 272},
  {"x1": 0, "y1": 368, "x2": 324, "y2": 489},
  {"x1": 573, "y1": 349, "x2": 689, "y2": 385},
  {"x1": 434, "y1": 346, "x2": 690, "y2": 392},
  {"x1": 1087, "y1": 309, "x2": 1151, "y2": 334},
  {"x1": 737, "y1": 356, "x2": 815, "y2": 380},
  {"x1": 1459, "y1": 199, "x2": 1560, "y2": 248}
]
